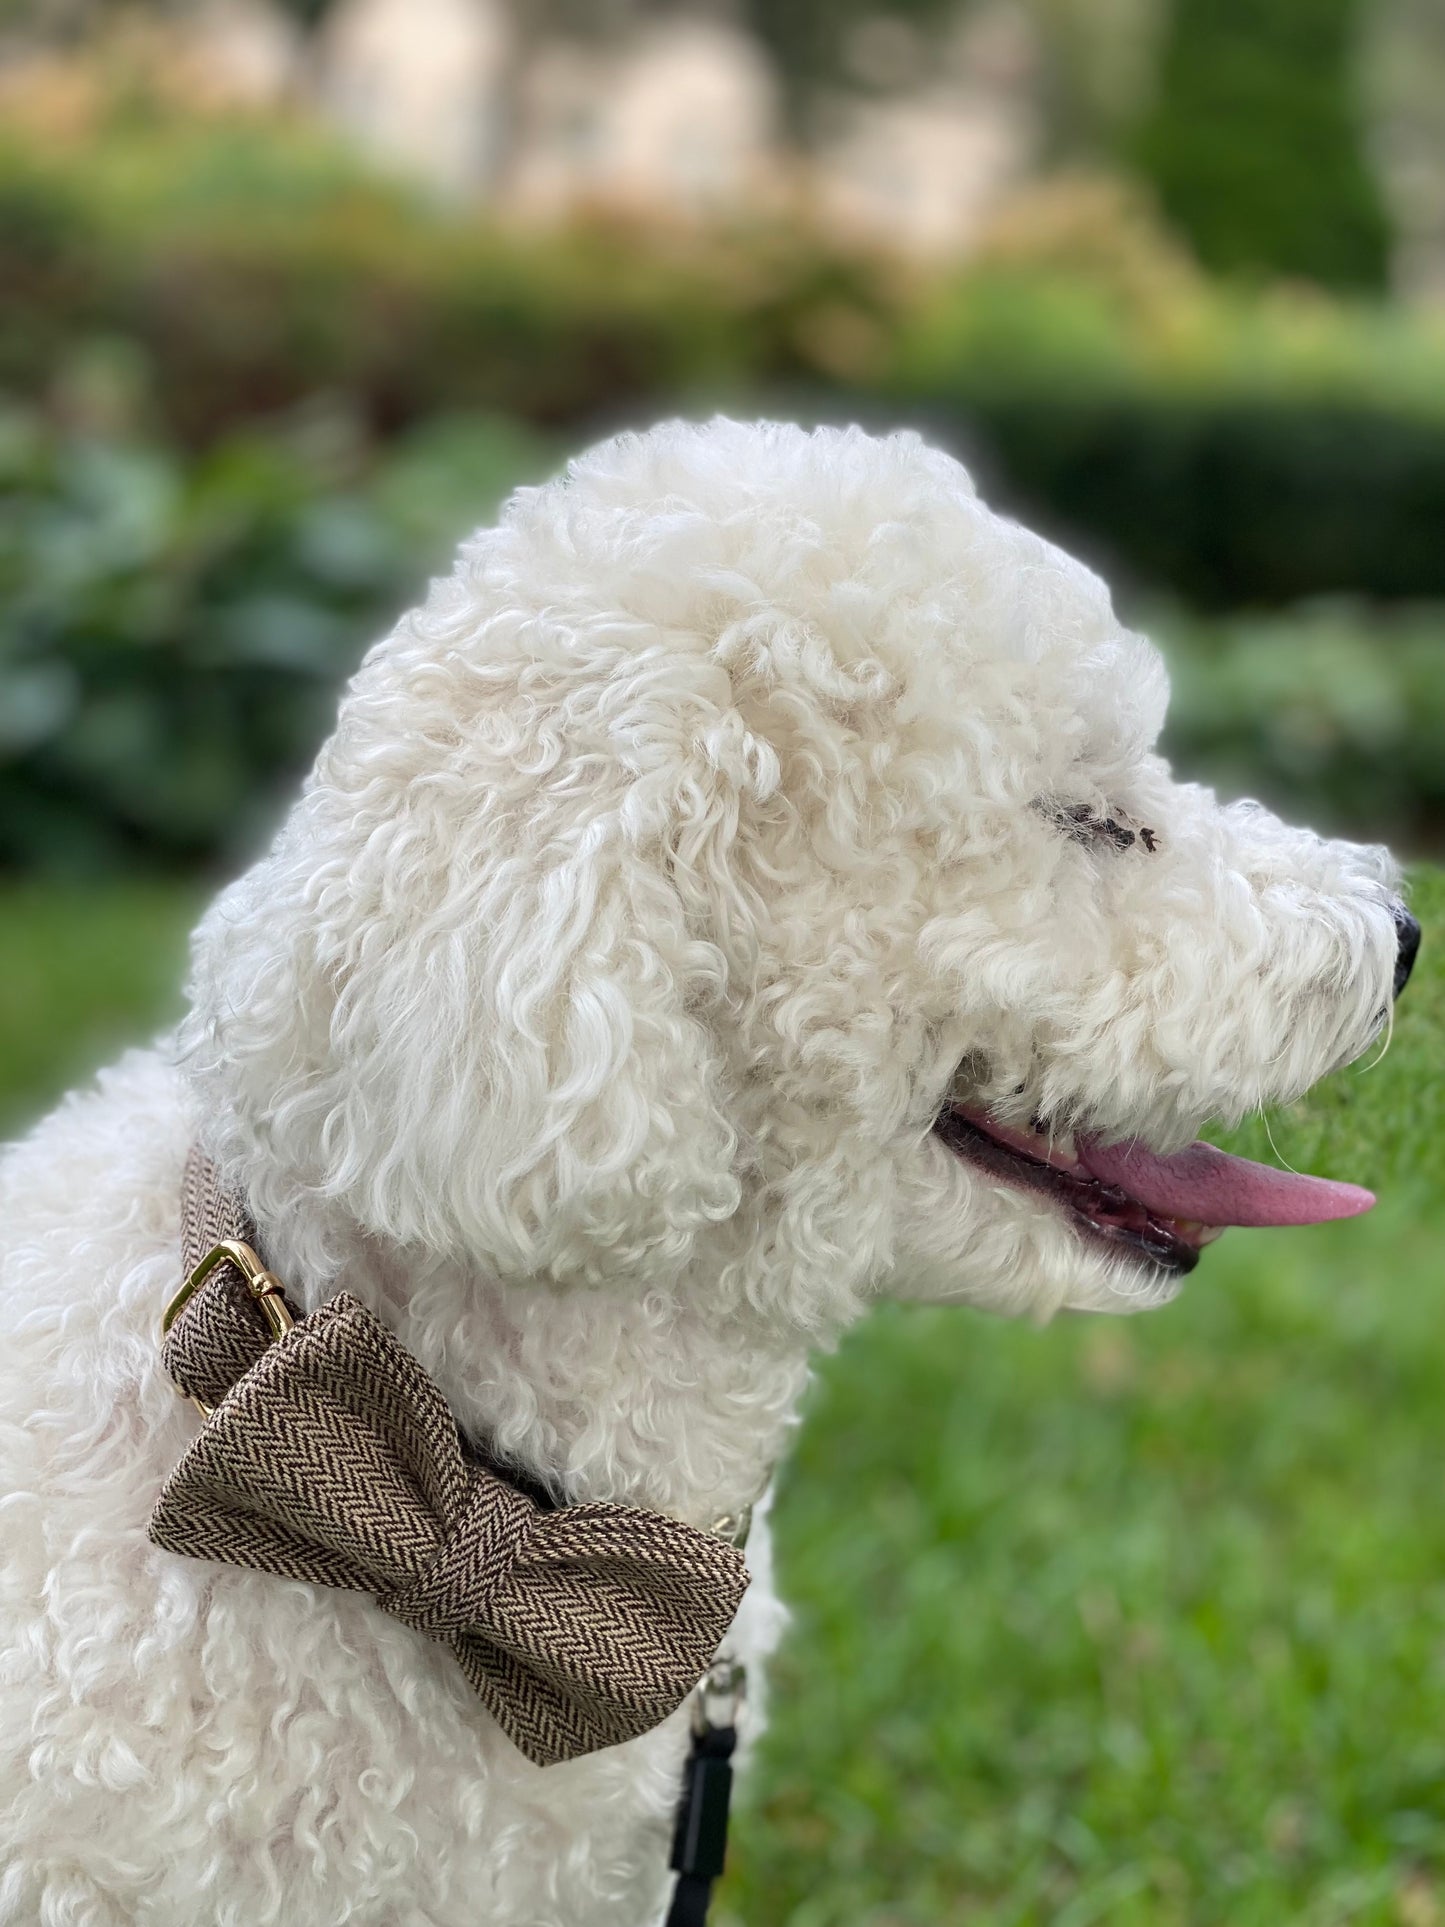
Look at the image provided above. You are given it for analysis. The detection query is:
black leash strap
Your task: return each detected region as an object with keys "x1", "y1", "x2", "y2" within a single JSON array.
[{"x1": 666, "y1": 1657, "x2": 745, "y2": 1927}]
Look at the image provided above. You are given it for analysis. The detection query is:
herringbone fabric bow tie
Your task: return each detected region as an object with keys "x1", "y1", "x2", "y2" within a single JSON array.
[{"x1": 150, "y1": 1150, "x2": 750, "y2": 1767}]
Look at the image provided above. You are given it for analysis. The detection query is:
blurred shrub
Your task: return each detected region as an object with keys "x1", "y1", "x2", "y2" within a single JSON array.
[
  {"x1": 890, "y1": 177, "x2": 1438, "y2": 408},
  {"x1": 1155, "y1": 602, "x2": 1445, "y2": 847},
  {"x1": 0, "y1": 403, "x2": 556, "y2": 873},
  {"x1": 0, "y1": 117, "x2": 897, "y2": 441},
  {"x1": 14, "y1": 126, "x2": 1445, "y2": 608},
  {"x1": 912, "y1": 391, "x2": 1445, "y2": 607},
  {"x1": 6, "y1": 134, "x2": 1445, "y2": 606},
  {"x1": 882, "y1": 179, "x2": 1445, "y2": 604}
]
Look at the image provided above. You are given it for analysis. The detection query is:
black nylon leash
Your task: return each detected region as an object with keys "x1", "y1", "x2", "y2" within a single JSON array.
[{"x1": 666, "y1": 1656, "x2": 744, "y2": 1927}]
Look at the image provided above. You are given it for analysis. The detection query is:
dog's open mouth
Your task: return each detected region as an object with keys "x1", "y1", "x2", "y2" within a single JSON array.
[{"x1": 933, "y1": 1103, "x2": 1375, "y2": 1277}]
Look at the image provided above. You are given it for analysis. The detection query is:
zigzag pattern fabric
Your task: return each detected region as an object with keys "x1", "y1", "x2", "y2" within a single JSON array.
[{"x1": 151, "y1": 1150, "x2": 750, "y2": 1766}]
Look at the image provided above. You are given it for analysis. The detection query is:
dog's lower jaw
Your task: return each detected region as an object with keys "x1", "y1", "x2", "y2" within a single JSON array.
[
  {"x1": 888, "y1": 1133, "x2": 1194, "y2": 1321},
  {"x1": 931, "y1": 1105, "x2": 1208, "y2": 1280}
]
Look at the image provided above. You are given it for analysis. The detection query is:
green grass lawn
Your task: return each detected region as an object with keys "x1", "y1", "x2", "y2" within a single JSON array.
[
  {"x1": 0, "y1": 880, "x2": 205, "y2": 1139},
  {"x1": 2, "y1": 871, "x2": 1442, "y2": 1926}
]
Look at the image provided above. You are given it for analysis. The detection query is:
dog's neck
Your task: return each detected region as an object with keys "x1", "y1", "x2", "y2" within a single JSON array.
[{"x1": 251, "y1": 1186, "x2": 811, "y2": 1534}]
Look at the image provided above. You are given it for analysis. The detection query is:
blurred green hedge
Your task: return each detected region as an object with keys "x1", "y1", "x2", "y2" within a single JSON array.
[
  {"x1": 906, "y1": 392, "x2": 1445, "y2": 607},
  {"x1": 8, "y1": 129, "x2": 1445, "y2": 607},
  {"x1": 3, "y1": 403, "x2": 1442, "y2": 876},
  {"x1": 0, "y1": 404, "x2": 556, "y2": 872}
]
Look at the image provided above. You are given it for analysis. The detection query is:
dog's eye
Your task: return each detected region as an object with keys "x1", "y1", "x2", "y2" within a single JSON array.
[{"x1": 1042, "y1": 801, "x2": 1159, "y2": 854}]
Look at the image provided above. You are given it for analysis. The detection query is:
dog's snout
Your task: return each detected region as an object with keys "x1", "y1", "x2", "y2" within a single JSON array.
[{"x1": 1392, "y1": 902, "x2": 1421, "y2": 1000}]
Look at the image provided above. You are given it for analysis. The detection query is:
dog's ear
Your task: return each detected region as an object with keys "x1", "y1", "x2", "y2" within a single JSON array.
[{"x1": 183, "y1": 722, "x2": 754, "y2": 1292}]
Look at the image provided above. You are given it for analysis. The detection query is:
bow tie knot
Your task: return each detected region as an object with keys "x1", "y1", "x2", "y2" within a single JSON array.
[{"x1": 377, "y1": 1474, "x2": 532, "y2": 1640}]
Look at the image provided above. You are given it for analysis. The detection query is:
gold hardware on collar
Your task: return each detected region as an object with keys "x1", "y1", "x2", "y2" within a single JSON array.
[
  {"x1": 708, "y1": 1504, "x2": 754, "y2": 1548},
  {"x1": 162, "y1": 1240, "x2": 295, "y2": 1418}
]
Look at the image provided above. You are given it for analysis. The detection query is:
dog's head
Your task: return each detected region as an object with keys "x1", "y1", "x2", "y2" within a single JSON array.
[{"x1": 183, "y1": 420, "x2": 1409, "y2": 1330}]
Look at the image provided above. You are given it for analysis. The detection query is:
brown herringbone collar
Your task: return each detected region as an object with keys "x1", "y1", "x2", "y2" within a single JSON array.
[{"x1": 150, "y1": 1149, "x2": 750, "y2": 1766}]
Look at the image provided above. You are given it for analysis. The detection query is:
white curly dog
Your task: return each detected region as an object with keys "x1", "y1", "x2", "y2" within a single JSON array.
[{"x1": 0, "y1": 420, "x2": 1415, "y2": 1926}]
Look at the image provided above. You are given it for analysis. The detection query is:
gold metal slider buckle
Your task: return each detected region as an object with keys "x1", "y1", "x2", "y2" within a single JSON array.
[{"x1": 161, "y1": 1240, "x2": 295, "y2": 1418}]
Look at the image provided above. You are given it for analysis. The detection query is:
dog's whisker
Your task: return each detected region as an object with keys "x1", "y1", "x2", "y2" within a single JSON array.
[
  {"x1": 1261, "y1": 1110, "x2": 1304, "y2": 1178},
  {"x1": 1358, "y1": 1001, "x2": 1395, "y2": 1074}
]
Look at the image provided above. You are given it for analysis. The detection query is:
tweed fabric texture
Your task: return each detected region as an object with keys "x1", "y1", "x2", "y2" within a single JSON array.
[
  {"x1": 164, "y1": 1147, "x2": 278, "y2": 1410},
  {"x1": 150, "y1": 1152, "x2": 750, "y2": 1766}
]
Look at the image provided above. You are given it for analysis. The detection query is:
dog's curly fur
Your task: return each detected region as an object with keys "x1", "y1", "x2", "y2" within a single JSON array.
[{"x1": 0, "y1": 421, "x2": 1401, "y2": 1924}]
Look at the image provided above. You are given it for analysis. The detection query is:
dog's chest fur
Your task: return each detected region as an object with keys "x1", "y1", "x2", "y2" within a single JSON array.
[{"x1": 0, "y1": 1050, "x2": 794, "y2": 1926}]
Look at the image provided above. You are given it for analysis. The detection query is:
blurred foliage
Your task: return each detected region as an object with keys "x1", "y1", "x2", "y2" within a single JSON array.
[
  {"x1": 891, "y1": 175, "x2": 1424, "y2": 402},
  {"x1": 1132, "y1": 0, "x2": 1391, "y2": 290},
  {"x1": 1153, "y1": 602, "x2": 1445, "y2": 849},
  {"x1": 0, "y1": 402, "x2": 556, "y2": 872},
  {"x1": 5, "y1": 115, "x2": 1445, "y2": 871},
  {"x1": 883, "y1": 178, "x2": 1445, "y2": 603},
  {"x1": 4, "y1": 397, "x2": 1445, "y2": 877},
  {"x1": 5, "y1": 130, "x2": 1445, "y2": 606},
  {"x1": 1362, "y1": 0, "x2": 1445, "y2": 300},
  {"x1": 0, "y1": 114, "x2": 902, "y2": 440},
  {"x1": 738, "y1": 0, "x2": 960, "y2": 130},
  {"x1": 742, "y1": 0, "x2": 1162, "y2": 162},
  {"x1": 913, "y1": 389, "x2": 1445, "y2": 607}
]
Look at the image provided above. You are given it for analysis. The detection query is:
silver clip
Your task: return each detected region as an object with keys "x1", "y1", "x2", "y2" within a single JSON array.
[{"x1": 693, "y1": 1654, "x2": 747, "y2": 1736}]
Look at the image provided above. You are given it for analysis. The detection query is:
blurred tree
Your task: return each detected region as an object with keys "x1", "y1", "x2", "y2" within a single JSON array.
[
  {"x1": 738, "y1": 0, "x2": 1163, "y2": 155},
  {"x1": 1364, "y1": 0, "x2": 1445, "y2": 296},
  {"x1": 1132, "y1": 0, "x2": 1392, "y2": 290},
  {"x1": 1027, "y1": 0, "x2": 1161, "y2": 158},
  {"x1": 735, "y1": 0, "x2": 963, "y2": 135}
]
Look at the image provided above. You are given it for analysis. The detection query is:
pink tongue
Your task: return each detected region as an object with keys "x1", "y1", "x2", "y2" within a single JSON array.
[{"x1": 1076, "y1": 1135, "x2": 1374, "y2": 1228}]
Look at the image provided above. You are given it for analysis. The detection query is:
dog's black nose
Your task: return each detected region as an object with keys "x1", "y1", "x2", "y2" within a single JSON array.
[{"x1": 1393, "y1": 902, "x2": 1421, "y2": 1000}]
